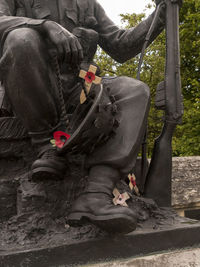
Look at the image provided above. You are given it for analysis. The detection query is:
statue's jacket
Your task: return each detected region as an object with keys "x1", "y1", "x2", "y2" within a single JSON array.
[{"x1": 0, "y1": 0, "x2": 165, "y2": 64}]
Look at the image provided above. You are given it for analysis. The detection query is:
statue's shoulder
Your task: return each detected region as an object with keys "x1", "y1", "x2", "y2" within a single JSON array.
[{"x1": 76, "y1": 0, "x2": 97, "y2": 11}]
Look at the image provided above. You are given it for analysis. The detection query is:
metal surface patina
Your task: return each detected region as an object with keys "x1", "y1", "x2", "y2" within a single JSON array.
[{"x1": 0, "y1": 0, "x2": 199, "y2": 266}]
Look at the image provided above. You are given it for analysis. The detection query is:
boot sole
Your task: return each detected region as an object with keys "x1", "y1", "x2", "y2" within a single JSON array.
[
  {"x1": 67, "y1": 212, "x2": 137, "y2": 234},
  {"x1": 31, "y1": 167, "x2": 64, "y2": 182}
]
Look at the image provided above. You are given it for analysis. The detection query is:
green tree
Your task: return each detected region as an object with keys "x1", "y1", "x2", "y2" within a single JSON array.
[
  {"x1": 174, "y1": 0, "x2": 200, "y2": 156},
  {"x1": 95, "y1": 0, "x2": 200, "y2": 157}
]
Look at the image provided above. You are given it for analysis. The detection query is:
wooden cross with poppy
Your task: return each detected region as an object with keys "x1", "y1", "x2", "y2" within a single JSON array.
[
  {"x1": 79, "y1": 65, "x2": 102, "y2": 104},
  {"x1": 128, "y1": 173, "x2": 140, "y2": 196},
  {"x1": 113, "y1": 188, "x2": 130, "y2": 207}
]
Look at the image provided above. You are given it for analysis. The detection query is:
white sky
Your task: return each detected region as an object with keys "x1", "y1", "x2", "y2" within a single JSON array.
[{"x1": 97, "y1": 0, "x2": 154, "y2": 25}]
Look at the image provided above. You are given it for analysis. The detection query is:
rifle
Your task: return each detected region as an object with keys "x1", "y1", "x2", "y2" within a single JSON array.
[{"x1": 144, "y1": 0, "x2": 183, "y2": 206}]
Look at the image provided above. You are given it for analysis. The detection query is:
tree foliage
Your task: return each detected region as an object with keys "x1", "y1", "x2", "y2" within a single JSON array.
[
  {"x1": 95, "y1": 0, "x2": 200, "y2": 157},
  {"x1": 173, "y1": 0, "x2": 200, "y2": 156}
]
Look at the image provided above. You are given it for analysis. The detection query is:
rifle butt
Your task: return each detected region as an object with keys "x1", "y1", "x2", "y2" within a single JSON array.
[{"x1": 144, "y1": 121, "x2": 177, "y2": 206}]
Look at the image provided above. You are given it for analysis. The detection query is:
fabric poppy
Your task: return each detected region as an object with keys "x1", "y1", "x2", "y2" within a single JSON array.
[
  {"x1": 53, "y1": 131, "x2": 71, "y2": 148},
  {"x1": 85, "y1": 71, "x2": 95, "y2": 83},
  {"x1": 131, "y1": 178, "x2": 137, "y2": 187}
]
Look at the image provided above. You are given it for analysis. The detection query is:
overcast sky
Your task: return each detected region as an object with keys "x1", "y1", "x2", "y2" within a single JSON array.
[{"x1": 98, "y1": 0, "x2": 155, "y2": 25}]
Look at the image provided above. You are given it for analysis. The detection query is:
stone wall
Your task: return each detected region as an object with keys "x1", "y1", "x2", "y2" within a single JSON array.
[{"x1": 172, "y1": 156, "x2": 200, "y2": 210}]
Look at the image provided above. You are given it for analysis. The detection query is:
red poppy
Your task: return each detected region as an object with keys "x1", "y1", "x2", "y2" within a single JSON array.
[
  {"x1": 53, "y1": 131, "x2": 71, "y2": 148},
  {"x1": 85, "y1": 71, "x2": 95, "y2": 83},
  {"x1": 131, "y1": 178, "x2": 136, "y2": 187}
]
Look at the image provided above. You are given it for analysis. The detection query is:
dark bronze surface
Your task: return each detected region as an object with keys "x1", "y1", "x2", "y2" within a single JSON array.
[
  {"x1": 0, "y1": 0, "x2": 188, "y2": 257},
  {"x1": 1, "y1": 210, "x2": 200, "y2": 267},
  {"x1": 144, "y1": 0, "x2": 183, "y2": 206}
]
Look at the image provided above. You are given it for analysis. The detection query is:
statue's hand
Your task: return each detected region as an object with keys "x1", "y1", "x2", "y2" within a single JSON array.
[{"x1": 43, "y1": 21, "x2": 83, "y2": 66}]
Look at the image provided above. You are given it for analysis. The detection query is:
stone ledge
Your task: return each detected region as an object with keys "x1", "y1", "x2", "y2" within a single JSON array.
[{"x1": 87, "y1": 248, "x2": 200, "y2": 267}]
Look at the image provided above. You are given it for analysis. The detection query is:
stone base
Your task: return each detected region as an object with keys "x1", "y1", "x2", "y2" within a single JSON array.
[
  {"x1": 0, "y1": 210, "x2": 200, "y2": 267},
  {"x1": 88, "y1": 248, "x2": 200, "y2": 267}
]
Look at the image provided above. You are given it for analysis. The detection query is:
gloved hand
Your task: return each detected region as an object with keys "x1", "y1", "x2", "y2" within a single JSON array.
[{"x1": 43, "y1": 21, "x2": 83, "y2": 66}]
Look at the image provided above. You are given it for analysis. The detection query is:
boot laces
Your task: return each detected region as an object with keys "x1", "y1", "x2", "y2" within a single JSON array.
[
  {"x1": 42, "y1": 149, "x2": 58, "y2": 159},
  {"x1": 38, "y1": 148, "x2": 60, "y2": 160}
]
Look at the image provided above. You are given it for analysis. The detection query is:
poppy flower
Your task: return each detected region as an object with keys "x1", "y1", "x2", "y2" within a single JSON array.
[
  {"x1": 53, "y1": 131, "x2": 71, "y2": 148},
  {"x1": 85, "y1": 71, "x2": 95, "y2": 83},
  {"x1": 130, "y1": 177, "x2": 137, "y2": 187}
]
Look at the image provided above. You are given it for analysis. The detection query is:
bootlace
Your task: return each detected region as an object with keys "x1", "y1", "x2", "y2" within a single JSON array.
[
  {"x1": 38, "y1": 148, "x2": 59, "y2": 160},
  {"x1": 42, "y1": 149, "x2": 58, "y2": 159}
]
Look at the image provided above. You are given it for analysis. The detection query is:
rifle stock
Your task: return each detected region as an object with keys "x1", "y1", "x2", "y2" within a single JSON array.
[{"x1": 144, "y1": 0, "x2": 183, "y2": 206}]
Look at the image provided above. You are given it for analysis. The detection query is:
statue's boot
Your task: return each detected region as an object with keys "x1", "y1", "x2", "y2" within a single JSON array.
[
  {"x1": 31, "y1": 146, "x2": 68, "y2": 181},
  {"x1": 30, "y1": 131, "x2": 68, "y2": 181},
  {"x1": 67, "y1": 165, "x2": 137, "y2": 234}
]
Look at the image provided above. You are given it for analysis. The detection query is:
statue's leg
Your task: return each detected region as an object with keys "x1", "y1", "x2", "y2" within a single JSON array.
[
  {"x1": 0, "y1": 28, "x2": 68, "y2": 180},
  {"x1": 86, "y1": 76, "x2": 150, "y2": 174},
  {"x1": 67, "y1": 76, "x2": 150, "y2": 233},
  {"x1": 1, "y1": 28, "x2": 60, "y2": 132}
]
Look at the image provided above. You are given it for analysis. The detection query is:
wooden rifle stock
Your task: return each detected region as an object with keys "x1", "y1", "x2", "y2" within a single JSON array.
[{"x1": 144, "y1": 0, "x2": 183, "y2": 206}]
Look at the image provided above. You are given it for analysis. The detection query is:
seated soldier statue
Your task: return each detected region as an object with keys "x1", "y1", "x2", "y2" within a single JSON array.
[{"x1": 0, "y1": 0, "x2": 166, "y2": 234}]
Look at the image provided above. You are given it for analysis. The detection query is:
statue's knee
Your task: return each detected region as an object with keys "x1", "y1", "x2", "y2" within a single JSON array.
[
  {"x1": 119, "y1": 76, "x2": 150, "y2": 101},
  {"x1": 138, "y1": 81, "x2": 150, "y2": 101},
  {"x1": 4, "y1": 28, "x2": 42, "y2": 54},
  {"x1": 127, "y1": 78, "x2": 150, "y2": 101}
]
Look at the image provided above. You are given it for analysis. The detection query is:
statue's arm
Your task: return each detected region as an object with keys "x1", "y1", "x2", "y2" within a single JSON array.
[
  {"x1": 94, "y1": 0, "x2": 165, "y2": 63},
  {"x1": 0, "y1": 0, "x2": 83, "y2": 66},
  {"x1": 0, "y1": 0, "x2": 46, "y2": 41}
]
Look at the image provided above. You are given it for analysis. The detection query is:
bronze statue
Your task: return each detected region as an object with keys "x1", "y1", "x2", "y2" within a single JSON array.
[{"x1": 0, "y1": 0, "x2": 178, "y2": 234}]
